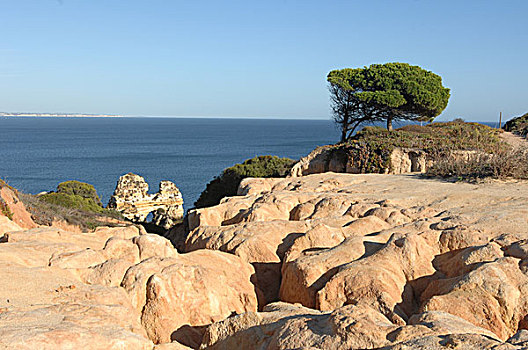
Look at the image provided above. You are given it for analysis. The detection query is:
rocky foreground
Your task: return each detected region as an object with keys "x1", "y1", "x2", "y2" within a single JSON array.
[{"x1": 2, "y1": 173, "x2": 528, "y2": 349}]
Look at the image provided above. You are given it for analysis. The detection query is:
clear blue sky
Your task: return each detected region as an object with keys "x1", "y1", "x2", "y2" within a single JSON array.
[{"x1": 0, "y1": 0, "x2": 526, "y2": 121}]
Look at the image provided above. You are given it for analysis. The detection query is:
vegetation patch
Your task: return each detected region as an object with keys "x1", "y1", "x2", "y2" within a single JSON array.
[
  {"x1": 20, "y1": 180, "x2": 123, "y2": 231},
  {"x1": 195, "y1": 155, "x2": 296, "y2": 209},
  {"x1": 330, "y1": 121, "x2": 506, "y2": 174},
  {"x1": 426, "y1": 148, "x2": 528, "y2": 180},
  {"x1": 56, "y1": 180, "x2": 103, "y2": 206},
  {"x1": 503, "y1": 112, "x2": 528, "y2": 137},
  {"x1": 0, "y1": 199, "x2": 13, "y2": 220}
]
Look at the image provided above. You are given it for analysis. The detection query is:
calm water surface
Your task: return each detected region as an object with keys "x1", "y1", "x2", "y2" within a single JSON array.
[{"x1": 0, "y1": 117, "x2": 339, "y2": 208}]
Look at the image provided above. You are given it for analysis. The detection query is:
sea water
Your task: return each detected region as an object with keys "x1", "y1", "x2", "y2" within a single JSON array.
[{"x1": 0, "y1": 117, "x2": 339, "y2": 208}]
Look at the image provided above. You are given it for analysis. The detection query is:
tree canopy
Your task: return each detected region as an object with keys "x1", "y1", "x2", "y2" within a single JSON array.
[{"x1": 328, "y1": 62, "x2": 450, "y2": 139}]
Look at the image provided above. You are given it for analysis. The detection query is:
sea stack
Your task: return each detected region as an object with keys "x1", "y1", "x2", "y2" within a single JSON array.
[{"x1": 108, "y1": 173, "x2": 184, "y2": 229}]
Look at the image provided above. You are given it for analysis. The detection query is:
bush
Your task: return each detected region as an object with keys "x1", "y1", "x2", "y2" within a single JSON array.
[
  {"x1": 427, "y1": 147, "x2": 528, "y2": 180},
  {"x1": 56, "y1": 180, "x2": 102, "y2": 206},
  {"x1": 332, "y1": 122, "x2": 505, "y2": 174},
  {"x1": 20, "y1": 192, "x2": 124, "y2": 231},
  {"x1": 19, "y1": 180, "x2": 123, "y2": 231},
  {"x1": 195, "y1": 155, "x2": 296, "y2": 208},
  {"x1": 39, "y1": 192, "x2": 104, "y2": 213},
  {"x1": 503, "y1": 112, "x2": 528, "y2": 137}
]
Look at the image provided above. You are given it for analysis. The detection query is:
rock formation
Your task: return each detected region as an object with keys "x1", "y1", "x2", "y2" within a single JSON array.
[
  {"x1": 0, "y1": 221, "x2": 257, "y2": 348},
  {"x1": 108, "y1": 173, "x2": 184, "y2": 229},
  {"x1": 288, "y1": 145, "x2": 483, "y2": 177},
  {"x1": 4, "y1": 171, "x2": 528, "y2": 349},
  {"x1": 184, "y1": 172, "x2": 528, "y2": 348}
]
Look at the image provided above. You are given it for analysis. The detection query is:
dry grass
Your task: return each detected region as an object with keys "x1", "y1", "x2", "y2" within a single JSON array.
[
  {"x1": 20, "y1": 193, "x2": 124, "y2": 231},
  {"x1": 426, "y1": 147, "x2": 528, "y2": 180}
]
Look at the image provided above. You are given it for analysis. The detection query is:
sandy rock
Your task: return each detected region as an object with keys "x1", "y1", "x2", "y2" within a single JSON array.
[
  {"x1": 49, "y1": 248, "x2": 107, "y2": 269},
  {"x1": 0, "y1": 185, "x2": 37, "y2": 229},
  {"x1": 0, "y1": 240, "x2": 83, "y2": 268},
  {"x1": 316, "y1": 231, "x2": 439, "y2": 323},
  {"x1": 133, "y1": 233, "x2": 178, "y2": 260},
  {"x1": 186, "y1": 220, "x2": 312, "y2": 303},
  {"x1": 102, "y1": 236, "x2": 140, "y2": 263},
  {"x1": 380, "y1": 333, "x2": 512, "y2": 350},
  {"x1": 0, "y1": 304, "x2": 153, "y2": 350},
  {"x1": 201, "y1": 302, "x2": 398, "y2": 350},
  {"x1": 280, "y1": 235, "x2": 371, "y2": 308},
  {"x1": 154, "y1": 342, "x2": 193, "y2": 350},
  {"x1": 139, "y1": 249, "x2": 258, "y2": 344},
  {"x1": 93, "y1": 225, "x2": 141, "y2": 241},
  {"x1": 433, "y1": 242, "x2": 504, "y2": 278},
  {"x1": 421, "y1": 257, "x2": 528, "y2": 340},
  {"x1": 0, "y1": 215, "x2": 22, "y2": 235},
  {"x1": 121, "y1": 256, "x2": 179, "y2": 312},
  {"x1": 80, "y1": 258, "x2": 135, "y2": 286}
]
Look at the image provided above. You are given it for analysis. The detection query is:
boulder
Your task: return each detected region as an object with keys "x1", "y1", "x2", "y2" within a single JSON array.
[
  {"x1": 421, "y1": 257, "x2": 528, "y2": 340},
  {"x1": 122, "y1": 250, "x2": 259, "y2": 344}
]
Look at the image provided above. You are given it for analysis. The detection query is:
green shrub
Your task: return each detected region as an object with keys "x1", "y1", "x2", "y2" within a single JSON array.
[
  {"x1": 333, "y1": 122, "x2": 505, "y2": 174},
  {"x1": 39, "y1": 192, "x2": 104, "y2": 213},
  {"x1": 195, "y1": 155, "x2": 296, "y2": 208},
  {"x1": 56, "y1": 180, "x2": 102, "y2": 206},
  {"x1": 503, "y1": 112, "x2": 528, "y2": 137},
  {"x1": 20, "y1": 180, "x2": 124, "y2": 231}
]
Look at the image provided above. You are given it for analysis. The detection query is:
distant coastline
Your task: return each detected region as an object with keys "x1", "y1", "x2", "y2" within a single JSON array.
[{"x1": 0, "y1": 112, "x2": 122, "y2": 118}]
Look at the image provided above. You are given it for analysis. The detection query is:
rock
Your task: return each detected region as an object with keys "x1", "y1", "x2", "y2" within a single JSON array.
[
  {"x1": 0, "y1": 215, "x2": 22, "y2": 236},
  {"x1": 80, "y1": 258, "x2": 135, "y2": 287},
  {"x1": 0, "y1": 185, "x2": 38, "y2": 229},
  {"x1": 316, "y1": 231, "x2": 439, "y2": 324},
  {"x1": 421, "y1": 257, "x2": 528, "y2": 340},
  {"x1": 186, "y1": 220, "x2": 313, "y2": 303},
  {"x1": 127, "y1": 250, "x2": 259, "y2": 344},
  {"x1": 280, "y1": 235, "x2": 371, "y2": 308},
  {"x1": 49, "y1": 248, "x2": 108, "y2": 269},
  {"x1": 132, "y1": 233, "x2": 178, "y2": 260},
  {"x1": 507, "y1": 329, "x2": 528, "y2": 346},
  {"x1": 102, "y1": 236, "x2": 140, "y2": 263},
  {"x1": 108, "y1": 173, "x2": 184, "y2": 229},
  {"x1": 289, "y1": 145, "x2": 479, "y2": 177},
  {"x1": 379, "y1": 334, "x2": 511, "y2": 350},
  {"x1": 201, "y1": 302, "x2": 398, "y2": 350}
]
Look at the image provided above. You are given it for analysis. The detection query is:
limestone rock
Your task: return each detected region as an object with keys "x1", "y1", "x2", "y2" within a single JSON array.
[
  {"x1": 421, "y1": 257, "x2": 528, "y2": 341},
  {"x1": 0, "y1": 184, "x2": 37, "y2": 229},
  {"x1": 108, "y1": 173, "x2": 184, "y2": 229},
  {"x1": 0, "y1": 215, "x2": 22, "y2": 235},
  {"x1": 201, "y1": 302, "x2": 398, "y2": 350},
  {"x1": 122, "y1": 250, "x2": 259, "y2": 344}
]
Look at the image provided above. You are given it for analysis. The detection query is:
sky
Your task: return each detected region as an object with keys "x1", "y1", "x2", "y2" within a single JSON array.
[{"x1": 0, "y1": 0, "x2": 526, "y2": 122}]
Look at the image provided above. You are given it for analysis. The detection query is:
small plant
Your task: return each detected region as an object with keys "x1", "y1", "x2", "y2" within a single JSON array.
[{"x1": 0, "y1": 199, "x2": 13, "y2": 220}]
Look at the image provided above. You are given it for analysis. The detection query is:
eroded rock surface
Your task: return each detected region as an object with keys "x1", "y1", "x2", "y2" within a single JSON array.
[
  {"x1": 185, "y1": 173, "x2": 528, "y2": 348},
  {"x1": 108, "y1": 173, "x2": 184, "y2": 229},
  {"x1": 0, "y1": 222, "x2": 258, "y2": 348},
  {"x1": 4, "y1": 172, "x2": 528, "y2": 349}
]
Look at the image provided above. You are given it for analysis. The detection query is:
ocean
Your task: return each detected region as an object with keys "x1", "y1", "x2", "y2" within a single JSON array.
[{"x1": 0, "y1": 117, "x2": 340, "y2": 208}]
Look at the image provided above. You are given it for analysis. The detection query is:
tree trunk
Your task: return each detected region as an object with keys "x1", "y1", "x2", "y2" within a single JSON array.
[
  {"x1": 340, "y1": 111, "x2": 349, "y2": 142},
  {"x1": 341, "y1": 127, "x2": 347, "y2": 143},
  {"x1": 387, "y1": 116, "x2": 393, "y2": 131}
]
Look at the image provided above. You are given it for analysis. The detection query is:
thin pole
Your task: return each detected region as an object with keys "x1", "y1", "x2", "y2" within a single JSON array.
[{"x1": 499, "y1": 112, "x2": 502, "y2": 129}]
